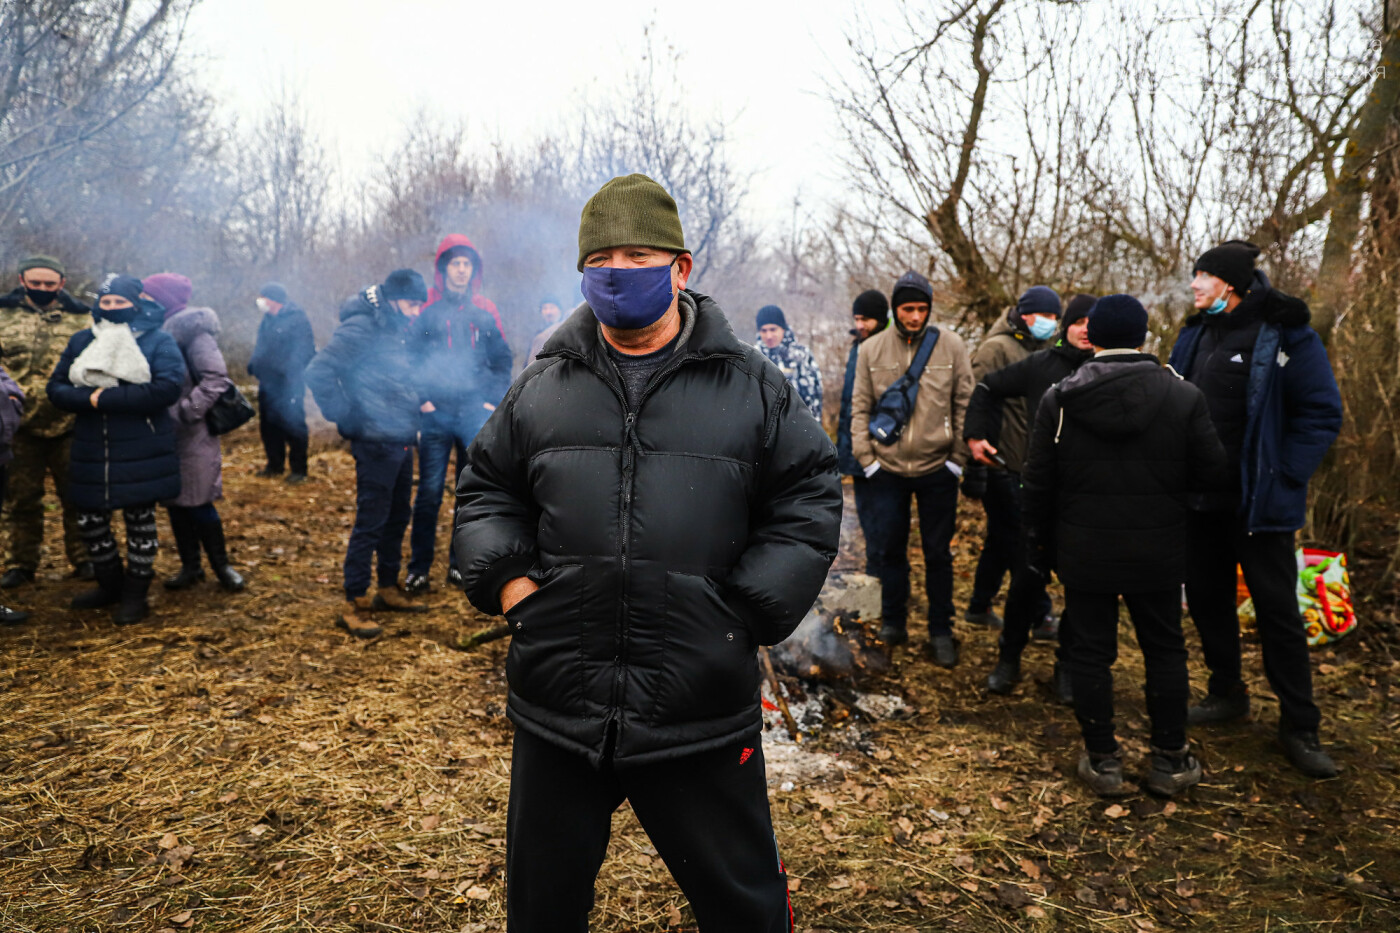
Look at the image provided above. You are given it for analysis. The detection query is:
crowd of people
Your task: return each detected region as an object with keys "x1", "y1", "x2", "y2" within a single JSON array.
[{"x1": 0, "y1": 174, "x2": 1344, "y2": 931}]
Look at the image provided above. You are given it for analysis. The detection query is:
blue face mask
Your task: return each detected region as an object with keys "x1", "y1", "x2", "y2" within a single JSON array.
[
  {"x1": 1028, "y1": 315, "x2": 1058, "y2": 340},
  {"x1": 1206, "y1": 296, "x2": 1228, "y2": 315},
  {"x1": 580, "y1": 259, "x2": 677, "y2": 330}
]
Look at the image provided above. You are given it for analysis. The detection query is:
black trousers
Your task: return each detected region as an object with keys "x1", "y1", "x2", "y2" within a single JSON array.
[
  {"x1": 1185, "y1": 511, "x2": 1320, "y2": 733},
  {"x1": 258, "y1": 389, "x2": 308, "y2": 475},
  {"x1": 862, "y1": 465, "x2": 959, "y2": 635},
  {"x1": 970, "y1": 469, "x2": 1019, "y2": 613},
  {"x1": 1065, "y1": 587, "x2": 1189, "y2": 754},
  {"x1": 507, "y1": 728, "x2": 792, "y2": 933}
]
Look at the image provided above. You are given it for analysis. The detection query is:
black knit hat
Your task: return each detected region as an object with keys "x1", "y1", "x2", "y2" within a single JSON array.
[
  {"x1": 97, "y1": 273, "x2": 144, "y2": 305},
  {"x1": 381, "y1": 268, "x2": 428, "y2": 303},
  {"x1": 756, "y1": 305, "x2": 788, "y2": 330},
  {"x1": 891, "y1": 270, "x2": 933, "y2": 309},
  {"x1": 1015, "y1": 285, "x2": 1060, "y2": 321},
  {"x1": 1062, "y1": 293, "x2": 1096, "y2": 326},
  {"x1": 1086, "y1": 294, "x2": 1148, "y2": 350},
  {"x1": 259, "y1": 282, "x2": 288, "y2": 303},
  {"x1": 853, "y1": 289, "x2": 889, "y2": 319},
  {"x1": 1193, "y1": 240, "x2": 1260, "y2": 295}
]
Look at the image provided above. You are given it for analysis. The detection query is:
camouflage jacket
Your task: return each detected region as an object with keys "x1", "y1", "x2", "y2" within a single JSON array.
[{"x1": 0, "y1": 288, "x2": 91, "y2": 437}]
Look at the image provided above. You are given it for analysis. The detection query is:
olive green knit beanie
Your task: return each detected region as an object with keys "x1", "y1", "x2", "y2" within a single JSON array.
[
  {"x1": 18, "y1": 254, "x2": 65, "y2": 277},
  {"x1": 576, "y1": 174, "x2": 688, "y2": 271}
]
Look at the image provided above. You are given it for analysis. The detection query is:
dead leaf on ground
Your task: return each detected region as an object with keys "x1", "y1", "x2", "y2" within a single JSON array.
[
  {"x1": 465, "y1": 885, "x2": 491, "y2": 900},
  {"x1": 158, "y1": 833, "x2": 179, "y2": 850},
  {"x1": 421, "y1": 813, "x2": 441, "y2": 831},
  {"x1": 1104, "y1": 804, "x2": 1127, "y2": 819},
  {"x1": 997, "y1": 882, "x2": 1033, "y2": 909}
]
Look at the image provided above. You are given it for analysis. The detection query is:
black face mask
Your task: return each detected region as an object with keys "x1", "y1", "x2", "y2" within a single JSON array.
[
  {"x1": 24, "y1": 286, "x2": 59, "y2": 307},
  {"x1": 93, "y1": 304, "x2": 139, "y2": 325}
]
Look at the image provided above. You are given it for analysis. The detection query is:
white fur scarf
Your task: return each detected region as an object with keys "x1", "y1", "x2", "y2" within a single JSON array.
[{"x1": 69, "y1": 319, "x2": 152, "y2": 388}]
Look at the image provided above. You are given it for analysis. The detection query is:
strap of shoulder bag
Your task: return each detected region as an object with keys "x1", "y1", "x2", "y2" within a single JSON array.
[{"x1": 904, "y1": 327, "x2": 940, "y2": 383}]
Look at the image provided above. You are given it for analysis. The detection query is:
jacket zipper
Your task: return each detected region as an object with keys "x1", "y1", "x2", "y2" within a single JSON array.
[{"x1": 102, "y1": 414, "x2": 110, "y2": 504}]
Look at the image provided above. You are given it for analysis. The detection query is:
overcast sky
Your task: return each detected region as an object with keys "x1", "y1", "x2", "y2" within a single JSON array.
[{"x1": 186, "y1": 0, "x2": 866, "y2": 228}]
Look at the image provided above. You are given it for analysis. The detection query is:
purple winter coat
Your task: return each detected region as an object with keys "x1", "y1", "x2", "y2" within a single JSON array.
[
  {"x1": 0, "y1": 366, "x2": 25, "y2": 468},
  {"x1": 163, "y1": 307, "x2": 232, "y2": 507}
]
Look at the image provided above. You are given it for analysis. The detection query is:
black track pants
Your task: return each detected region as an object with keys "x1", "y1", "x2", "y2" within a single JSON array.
[{"x1": 506, "y1": 728, "x2": 792, "y2": 933}]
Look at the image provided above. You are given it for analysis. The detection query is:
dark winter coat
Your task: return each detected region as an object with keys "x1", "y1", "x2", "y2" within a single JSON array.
[
  {"x1": 1021, "y1": 353, "x2": 1228, "y2": 594},
  {"x1": 453, "y1": 290, "x2": 842, "y2": 767},
  {"x1": 413, "y1": 290, "x2": 513, "y2": 440},
  {"x1": 968, "y1": 309, "x2": 1045, "y2": 472},
  {"x1": 304, "y1": 286, "x2": 421, "y2": 444},
  {"x1": 756, "y1": 328, "x2": 824, "y2": 420},
  {"x1": 1167, "y1": 272, "x2": 1342, "y2": 533},
  {"x1": 836, "y1": 339, "x2": 862, "y2": 475},
  {"x1": 0, "y1": 367, "x2": 24, "y2": 467},
  {"x1": 163, "y1": 307, "x2": 232, "y2": 507},
  {"x1": 964, "y1": 341, "x2": 1091, "y2": 457},
  {"x1": 247, "y1": 301, "x2": 315, "y2": 427},
  {"x1": 46, "y1": 305, "x2": 185, "y2": 510}
]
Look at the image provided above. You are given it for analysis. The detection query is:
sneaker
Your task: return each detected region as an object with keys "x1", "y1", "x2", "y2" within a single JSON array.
[
  {"x1": 285, "y1": 472, "x2": 308, "y2": 486},
  {"x1": 1051, "y1": 662, "x2": 1074, "y2": 706},
  {"x1": 0, "y1": 568, "x2": 34, "y2": 589},
  {"x1": 446, "y1": 566, "x2": 464, "y2": 588},
  {"x1": 963, "y1": 608, "x2": 1004, "y2": 629},
  {"x1": 1279, "y1": 730, "x2": 1338, "y2": 778},
  {"x1": 0, "y1": 605, "x2": 30, "y2": 626},
  {"x1": 1078, "y1": 751, "x2": 1131, "y2": 797},
  {"x1": 1187, "y1": 687, "x2": 1250, "y2": 726},
  {"x1": 1144, "y1": 745, "x2": 1203, "y2": 797},
  {"x1": 403, "y1": 573, "x2": 431, "y2": 595},
  {"x1": 877, "y1": 625, "x2": 909, "y2": 647},
  {"x1": 986, "y1": 658, "x2": 1020, "y2": 694},
  {"x1": 373, "y1": 586, "x2": 428, "y2": 613},
  {"x1": 925, "y1": 635, "x2": 959, "y2": 668},
  {"x1": 336, "y1": 597, "x2": 382, "y2": 639},
  {"x1": 1031, "y1": 613, "x2": 1060, "y2": 641}
]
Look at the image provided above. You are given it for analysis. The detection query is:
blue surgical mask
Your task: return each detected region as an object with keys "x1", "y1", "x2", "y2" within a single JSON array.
[
  {"x1": 580, "y1": 259, "x2": 677, "y2": 330},
  {"x1": 1028, "y1": 315, "x2": 1058, "y2": 340},
  {"x1": 1205, "y1": 285, "x2": 1230, "y2": 315}
]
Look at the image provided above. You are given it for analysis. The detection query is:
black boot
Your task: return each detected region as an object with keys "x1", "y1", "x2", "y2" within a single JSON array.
[
  {"x1": 71, "y1": 560, "x2": 124, "y2": 610},
  {"x1": 197, "y1": 517, "x2": 245, "y2": 592},
  {"x1": 163, "y1": 509, "x2": 205, "y2": 590},
  {"x1": 986, "y1": 657, "x2": 1021, "y2": 695},
  {"x1": 113, "y1": 574, "x2": 152, "y2": 625}
]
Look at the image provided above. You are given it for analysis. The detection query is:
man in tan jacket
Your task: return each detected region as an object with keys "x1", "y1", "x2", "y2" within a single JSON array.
[{"x1": 851, "y1": 270, "x2": 974, "y2": 666}]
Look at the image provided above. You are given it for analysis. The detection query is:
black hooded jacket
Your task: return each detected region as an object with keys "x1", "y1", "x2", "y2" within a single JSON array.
[
  {"x1": 304, "y1": 286, "x2": 421, "y2": 444},
  {"x1": 453, "y1": 290, "x2": 842, "y2": 767},
  {"x1": 963, "y1": 340, "x2": 1092, "y2": 454},
  {"x1": 1021, "y1": 353, "x2": 1227, "y2": 594}
]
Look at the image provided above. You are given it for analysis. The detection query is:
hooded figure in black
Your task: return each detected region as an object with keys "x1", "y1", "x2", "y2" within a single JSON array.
[
  {"x1": 964, "y1": 293, "x2": 1096, "y2": 701},
  {"x1": 836, "y1": 289, "x2": 890, "y2": 575},
  {"x1": 305, "y1": 269, "x2": 429, "y2": 639},
  {"x1": 1022, "y1": 295, "x2": 1227, "y2": 798},
  {"x1": 247, "y1": 282, "x2": 316, "y2": 480},
  {"x1": 47, "y1": 274, "x2": 186, "y2": 625},
  {"x1": 454, "y1": 173, "x2": 840, "y2": 932}
]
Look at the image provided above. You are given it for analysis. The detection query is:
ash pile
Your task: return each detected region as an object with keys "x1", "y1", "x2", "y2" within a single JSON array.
[{"x1": 759, "y1": 572, "x2": 913, "y2": 789}]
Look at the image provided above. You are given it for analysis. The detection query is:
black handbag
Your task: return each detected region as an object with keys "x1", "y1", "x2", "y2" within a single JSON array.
[
  {"x1": 182, "y1": 348, "x2": 256, "y2": 436},
  {"x1": 868, "y1": 328, "x2": 940, "y2": 445},
  {"x1": 205, "y1": 383, "x2": 256, "y2": 436}
]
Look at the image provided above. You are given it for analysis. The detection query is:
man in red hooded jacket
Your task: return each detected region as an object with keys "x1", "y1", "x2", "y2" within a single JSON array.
[{"x1": 405, "y1": 235, "x2": 514, "y2": 593}]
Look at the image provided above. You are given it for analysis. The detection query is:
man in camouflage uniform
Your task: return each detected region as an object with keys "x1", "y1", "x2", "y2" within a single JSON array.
[{"x1": 0, "y1": 255, "x2": 92, "y2": 586}]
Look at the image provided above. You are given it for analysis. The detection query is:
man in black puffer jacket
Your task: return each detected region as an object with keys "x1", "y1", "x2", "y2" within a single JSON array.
[
  {"x1": 964, "y1": 293, "x2": 1094, "y2": 701},
  {"x1": 1023, "y1": 295, "x2": 1227, "y2": 798},
  {"x1": 247, "y1": 283, "x2": 316, "y2": 482},
  {"x1": 305, "y1": 270, "x2": 428, "y2": 638},
  {"x1": 455, "y1": 174, "x2": 841, "y2": 933}
]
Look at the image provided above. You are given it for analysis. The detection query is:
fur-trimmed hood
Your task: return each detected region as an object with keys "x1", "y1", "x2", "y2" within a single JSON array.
[{"x1": 162, "y1": 306, "x2": 221, "y2": 347}]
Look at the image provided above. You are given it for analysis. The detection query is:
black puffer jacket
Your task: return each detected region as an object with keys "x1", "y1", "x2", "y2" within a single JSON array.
[
  {"x1": 454, "y1": 291, "x2": 842, "y2": 767},
  {"x1": 964, "y1": 340, "x2": 1091, "y2": 454},
  {"x1": 304, "y1": 286, "x2": 421, "y2": 444},
  {"x1": 1022, "y1": 353, "x2": 1227, "y2": 594}
]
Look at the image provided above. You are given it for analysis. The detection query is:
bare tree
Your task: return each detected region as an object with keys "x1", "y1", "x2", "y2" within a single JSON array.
[{"x1": 0, "y1": 0, "x2": 198, "y2": 241}]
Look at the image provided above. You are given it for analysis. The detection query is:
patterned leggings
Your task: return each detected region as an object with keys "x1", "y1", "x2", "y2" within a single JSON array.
[{"x1": 76, "y1": 506, "x2": 159, "y2": 579}]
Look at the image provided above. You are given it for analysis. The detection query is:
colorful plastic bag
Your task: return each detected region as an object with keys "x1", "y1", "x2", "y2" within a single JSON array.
[{"x1": 1296, "y1": 548, "x2": 1356, "y2": 646}]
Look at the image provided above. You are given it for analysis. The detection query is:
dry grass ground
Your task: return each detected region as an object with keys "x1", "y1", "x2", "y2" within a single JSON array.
[{"x1": 2, "y1": 436, "x2": 1398, "y2": 932}]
